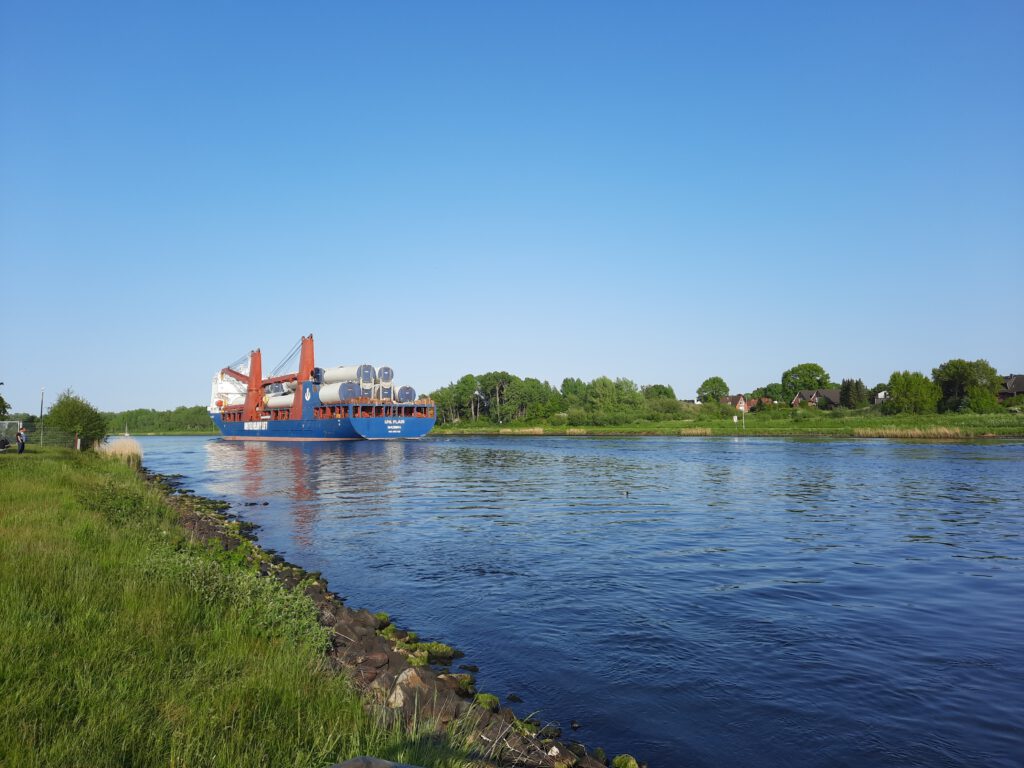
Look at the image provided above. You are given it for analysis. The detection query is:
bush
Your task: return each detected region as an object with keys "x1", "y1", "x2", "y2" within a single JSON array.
[
  {"x1": 750, "y1": 405, "x2": 790, "y2": 420},
  {"x1": 883, "y1": 371, "x2": 941, "y2": 415},
  {"x1": 933, "y1": 358, "x2": 1000, "y2": 413},
  {"x1": 644, "y1": 398, "x2": 683, "y2": 420},
  {"x1": 959, "y1": 385, "x2": 1001, "y2": 414},
  {"x1": 1001, "y1": 395, "x2": 1024, "y2": 411},
  {"x1": 591, "y1": 409, "x2": 629, "y2": 426},
  {"x1": 566, "y1": 407, "x2": 589, "y2": 426},
  {"x1": 47, "y1": 389, "x2": 107, "y2": 448},
  {"x1": 696, "y1": 402, "x2": 730, "y2": 420}
]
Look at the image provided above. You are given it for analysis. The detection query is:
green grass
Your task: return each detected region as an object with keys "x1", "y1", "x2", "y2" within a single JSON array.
[
  {"x1": 0, "y1": 447, "x2": 475, "y2": 768},
  {"x1": 433, "y1": 409, "x2": 1024, "y2": 438}
]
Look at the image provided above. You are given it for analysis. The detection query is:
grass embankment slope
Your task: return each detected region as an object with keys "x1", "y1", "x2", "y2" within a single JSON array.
[
  {"x1": 434, "y1": 410, "x2": 1024, "y2": 438},
  {"x1": 0, "y1": 447, "x2": 471, "y2": 767}
]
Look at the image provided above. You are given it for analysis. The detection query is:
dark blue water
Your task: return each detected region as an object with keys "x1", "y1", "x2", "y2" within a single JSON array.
[{"x1": 138, "y1": 436, "x2": 1024, "y2": 767}]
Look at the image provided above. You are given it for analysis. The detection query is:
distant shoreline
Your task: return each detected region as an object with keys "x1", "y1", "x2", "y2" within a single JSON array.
[
  {"x1": 433, "y1": 429, "x2": 1024, "y2": 439},
  {"x1": 432, "y1": 412, "x2": 1024, "y2": 439},
  {"x1": 109, "y1": 419, "x2": 1024, "y2": 440}
]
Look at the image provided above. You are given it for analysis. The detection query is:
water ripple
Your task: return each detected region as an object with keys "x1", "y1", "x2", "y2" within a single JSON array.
[{"x1": 140, "y1": 435, "x2": 1024, "y2": 768}]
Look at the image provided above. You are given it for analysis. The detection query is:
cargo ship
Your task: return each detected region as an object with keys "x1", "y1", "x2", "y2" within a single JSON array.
[{"x1": 208, "y1": 335, "x2": 436, "y2": 440}]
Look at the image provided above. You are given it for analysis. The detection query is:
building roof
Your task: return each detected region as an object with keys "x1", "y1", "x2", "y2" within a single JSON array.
[
  {"x1": 817, "y1": 389, "x2": 841, "y2": 405},
  {"x1": 791, "y1": 389, "x2": 840, "y2": 406},
  {"x1": 1000, "y1": 375, "x2": 1024, "y2": 396}
]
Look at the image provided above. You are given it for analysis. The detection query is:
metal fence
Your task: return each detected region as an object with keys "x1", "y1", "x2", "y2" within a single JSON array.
[
  {"x1": 0, "y1": 420, "x2": 77, "y2": 449},
  {"x1": 0, "y1": 421, "x2": 18, "y2": 450}
]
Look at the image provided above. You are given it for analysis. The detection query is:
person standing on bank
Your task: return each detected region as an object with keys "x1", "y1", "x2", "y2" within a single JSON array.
[{"x1": 16, "y1": 427, "x2": 26, "y2": 454}]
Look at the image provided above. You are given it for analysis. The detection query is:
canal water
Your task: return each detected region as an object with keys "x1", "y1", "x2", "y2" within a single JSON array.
[{"x1": 138, "y1": 435, "x2": 1024, "y2": 767}]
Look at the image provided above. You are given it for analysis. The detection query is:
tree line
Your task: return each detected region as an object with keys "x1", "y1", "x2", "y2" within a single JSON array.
[
  {"x1": 697, "y1": 358, "x2": 1015, "y2": 415},
  {"x1": 430, "y1": 372, "x2": 686, "y2": 426},
  {"x1": 434, "y1": 357, "x2": 1018, "y2": 428},
  {"x1": 4, "y1": 357, "x2": 1016, "y2": 443},
  {"x1": 5, "y1": 393, "x2": 214, "y2": 447},
  {"x1": 103, "y1": 405, "x2": 213, "y2": 434}
]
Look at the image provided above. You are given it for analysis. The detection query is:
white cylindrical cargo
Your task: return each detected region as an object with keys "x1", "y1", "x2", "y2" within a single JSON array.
[
  {"x1": 265, "y1": 393, "x2": 295, "y2": 409},
  {"x1": 319, "y1": 382, "x2": 344, "y2": 404},
  {"x1": 357, "y1": 364, "x2": 376, "y2": 385},
  {"x1": 322, "y1": 364, "x2": 377, "y2": 386},
  {"x1": 322, "y1": 365, "x2": 359, "y2": 384},
  {"x1": 320, "y1": 382, "x2": 363, "y2": 403},
  {"x1": 380, "y1": 385, "x2": 394, "y2": 401},
  {"x1": 377, "y1": 366, "x2": 394, "y2": 384},
  {"x1": 396, "y1": 386, "x2": 416, "y2": 403}
]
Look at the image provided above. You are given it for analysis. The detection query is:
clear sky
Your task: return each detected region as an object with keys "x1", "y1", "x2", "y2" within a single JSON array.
[{"x1": 1, "y1": 1, "x2": 1022, "y2": 413}]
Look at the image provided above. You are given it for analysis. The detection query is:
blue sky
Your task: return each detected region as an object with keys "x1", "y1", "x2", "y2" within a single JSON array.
[{"x1": 2, "y1": 1, "x2": 1021, "y2": 413}]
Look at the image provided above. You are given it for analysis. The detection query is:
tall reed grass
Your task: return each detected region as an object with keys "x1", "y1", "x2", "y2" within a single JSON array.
[
  {"x1": 852, "y1": 426, "x2": 964, "y2": 438},
  {"x1": 94, "y1": 437, "x2": 143, "y2": 466}
]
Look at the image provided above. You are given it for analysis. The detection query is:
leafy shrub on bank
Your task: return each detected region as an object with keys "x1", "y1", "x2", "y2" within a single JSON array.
[{"x1": 47, "y1": 389, "x2": 107, "y2": 447}]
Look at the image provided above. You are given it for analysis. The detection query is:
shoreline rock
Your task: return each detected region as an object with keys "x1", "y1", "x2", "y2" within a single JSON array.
[{"x1": 144, "y1": 469, "x2": 631, "y2": 768}]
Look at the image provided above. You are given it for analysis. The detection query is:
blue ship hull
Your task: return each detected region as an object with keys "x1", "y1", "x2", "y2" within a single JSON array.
[{"x1": 211, "y1": 382, "x2": 435, "y2": 441}]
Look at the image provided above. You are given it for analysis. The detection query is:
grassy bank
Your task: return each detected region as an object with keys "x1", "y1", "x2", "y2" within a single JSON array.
[
  {"x1": 0, "y1": 447, "x2": 472, "y2": 767},
  {"x1": 433, "y1": 410, "x2": 1024, "y2": 438}
]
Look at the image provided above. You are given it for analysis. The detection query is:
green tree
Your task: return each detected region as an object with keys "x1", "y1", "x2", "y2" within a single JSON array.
[
  {"x1": 560, "y1": 377, "x2": 588, "y2": 409},
  {"x1": 781, "y1": 363, "x2": 832, "y2": 402},
  {"x1": 477, "y1": 371, "x2": 520, "y2": 422},
  {"x1": 0, "y1": 393, "x2": 8, "y2": 418},
  {"x1": 750, "y1": 382, "x2": 785, "y2": 404},
  {"x1": 853, "y1": 379, "x2": 868, "y2": 407},
  {"x1": 882, "y1": 371, "x2": 940, "y2": 415},
  {"x1": 613, "y1": 378, "x2": 644, "y2": 411},
  {"x1": 697, "y1": 376, "x2": 729, "y2": 405},
  {"x1": 959, "y1": 385, "x2": 1001, "y2": 414},
  {"x1": 586, "y1": 376, "x2": 617, "y2": 411},
  {"x1": 932, "y1": 358, "x2": 1000, "y2": 413},
  {"x1": 839, "y1": 378, "x2": 868, "y2": 409},
  {"x1": 642, "y1": 383, "x2": 681, "y2": 420},
  {"x1": 47, "y1": 389, "x2": 107, "y2": 448},
  {"x1": 104, "y1": 405, "x2": 212, "y2": 434},
  {"x1": 452, "y1": 375, "x2": 482, "y2": 420},
  {"x1": 641, "y1": 384, "x2": 676, "y2": 401},
  {"x1": 431, "y1": 385, "x2": 457, "y2": 424},
  {"x1": 505, "y1": 377, "x2": 562, "y2": 421}
]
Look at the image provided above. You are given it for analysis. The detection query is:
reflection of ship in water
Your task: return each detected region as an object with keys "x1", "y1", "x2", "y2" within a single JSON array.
[{"x1": 202, "y1": 438, "x2": 423, "y2": 548}]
